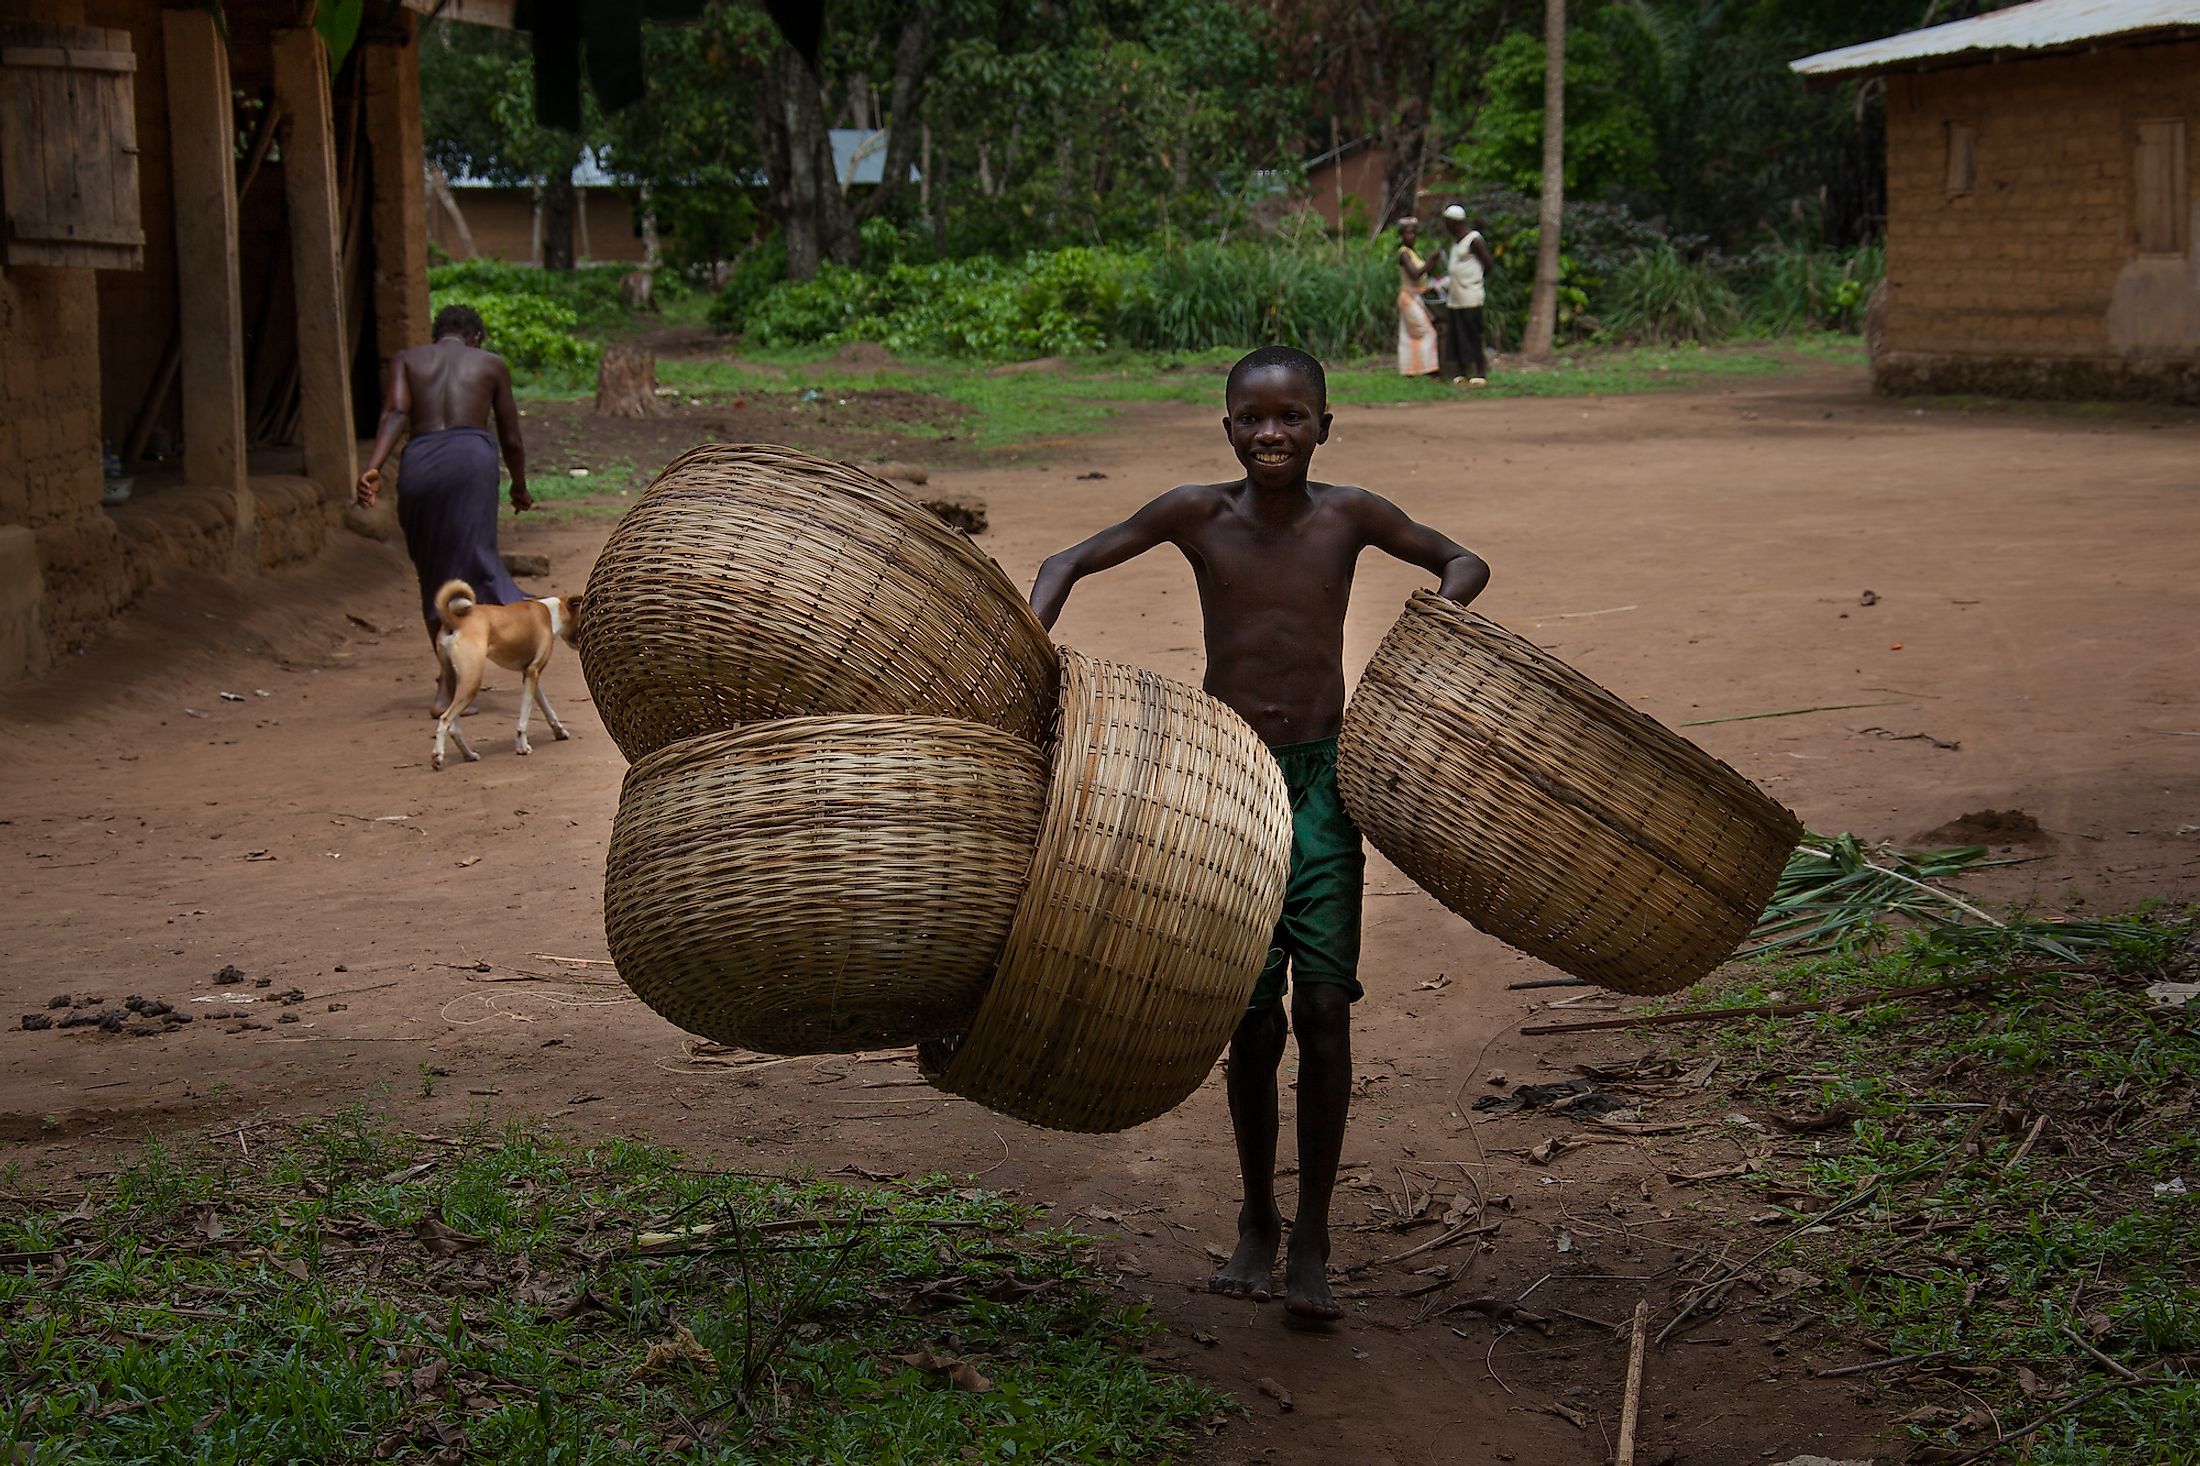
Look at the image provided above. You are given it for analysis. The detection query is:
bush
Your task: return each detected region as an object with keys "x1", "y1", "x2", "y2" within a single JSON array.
[
  {"x1": 1603, "y1": 244, "x2": 1741, "y2": 345},
  {"x1": 427, "y1": 260, "x2": 613, "y2": 378},
  {"x1": 1733, "y1": 243, "x2": 1885, "y2": 335},
  {"x1": 706, "y1": 236, "x2": 791, "y2": 334}
]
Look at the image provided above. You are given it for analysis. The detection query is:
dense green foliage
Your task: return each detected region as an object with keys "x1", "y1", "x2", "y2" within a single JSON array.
[{"x1": 709, "y1": 232, "x2": 1878, "y2": 359}]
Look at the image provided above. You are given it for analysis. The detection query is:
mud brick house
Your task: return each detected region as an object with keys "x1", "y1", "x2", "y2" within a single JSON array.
[
  {"x1": 1795, "y1": 0, "x2": 2200, "y2": 403},
  {"x1": 0, "y1": 0, "x2": 500, "y2": 683}
]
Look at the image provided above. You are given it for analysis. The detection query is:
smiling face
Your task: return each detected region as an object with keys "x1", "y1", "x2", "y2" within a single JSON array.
[{"x1": 1224, "y1": 364, "x2": 1331, "y2": 492}]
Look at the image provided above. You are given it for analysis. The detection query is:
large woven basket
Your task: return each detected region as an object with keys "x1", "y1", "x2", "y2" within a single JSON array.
[
  {"x1": 1338, "y1": 592, "x2": 1802, "y2": 996},
  {"x1": 933, "y1": 651, "x2": 1293, "y2": 1132},
  {"x1": 604, "y1": 717, "x2": 1048, "y2": 1054},
  {"x1": 580, "y1": 444, "x2": 1059, "y2": 762}
]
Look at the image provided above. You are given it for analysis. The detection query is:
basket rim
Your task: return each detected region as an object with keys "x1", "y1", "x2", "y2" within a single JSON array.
[{"x1": 1386, "y1": 590, "x2": 1804, "y2": 837}]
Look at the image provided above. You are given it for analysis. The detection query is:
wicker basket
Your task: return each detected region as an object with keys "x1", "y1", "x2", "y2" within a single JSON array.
[
  {"x1": 604, "y1": 717, "x2": 1048, "y2": 1054},
  {"x1": 933, "y1": 651, "x2": 1293, "y2": 1132},
  {"x1": 580, "y1": 444, "x2": 1059, "y2": 762},
  {"x1": 1338, "y1": 592, "x2": 1802, "y2": 996}
]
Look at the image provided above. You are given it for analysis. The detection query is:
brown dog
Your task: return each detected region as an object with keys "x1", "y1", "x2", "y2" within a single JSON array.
[{"x1": 431, "y1": 580, "x2": 583, "y2": 771}]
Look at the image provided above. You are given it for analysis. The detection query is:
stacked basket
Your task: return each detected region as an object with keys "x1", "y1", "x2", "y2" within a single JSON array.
[{"x1": 584, "y1": 445, "x2": 1292, "y2": 1133}]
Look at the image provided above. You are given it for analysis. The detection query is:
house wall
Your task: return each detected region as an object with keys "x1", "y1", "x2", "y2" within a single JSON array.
[
  {"x1": 1307, "y1": 150, "x2": 1388, "y2": 230},
  {"x1": 1, "y1": 0, "x2": 425, "y2": 679},
  {"x1": 429, "y1": 187, "x2": 649, "y2": 264},
  {"x1": 0, "y1": 0, "x2": 136, "y2": 671},
  {"x1": 1881, "y1": 40, "x2": 2200, "y2": 402}
]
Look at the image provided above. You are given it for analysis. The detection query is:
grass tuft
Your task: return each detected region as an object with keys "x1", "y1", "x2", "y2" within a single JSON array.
[{"x1": 1, "y1": 1113, "x2": 1223, "y2": 1464}]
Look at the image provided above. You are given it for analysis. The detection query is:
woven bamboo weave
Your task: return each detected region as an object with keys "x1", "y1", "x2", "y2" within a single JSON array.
[
  {"x1": 1338, "y1": 592, "x2": 1802, "y2": 996},
  {"x1": 580, "y1": 444, "x2": 1059, "y2": 762},
  {"x1": 934, "y1": 650, "x2": 1293, "y2": 1132},
  {"x1": 604, "y1": 717, "x2": 1048, "y2": 1055}
]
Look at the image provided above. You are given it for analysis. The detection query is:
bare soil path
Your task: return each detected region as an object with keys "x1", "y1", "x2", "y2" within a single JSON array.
[{"x1": 6, "y1": 365, "x2": 2197, "y2": 1464}]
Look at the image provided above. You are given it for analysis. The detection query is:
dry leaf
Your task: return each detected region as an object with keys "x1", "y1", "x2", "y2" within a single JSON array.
[
  {"x1": 898, "y1": 1351, "x2": 992, "y2": 1392},
  {"x1": 1256, "y1": 1376, "x2": 1294, "y2": 1412},
  {"x1": 412, "y1": 1209, "x2": 486, "y2": 1258},
  {"x1": 641, "y1": 1323, "x2": 718, "y2": 1374},
  {"x1": 455, "y1": 856, "x2": 481, "y2": 869}
]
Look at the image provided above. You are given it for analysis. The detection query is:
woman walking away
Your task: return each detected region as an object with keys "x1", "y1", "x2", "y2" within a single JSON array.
[
  {"x1": 357, "y1": 304, "x2": 534, "y2": 715},
  {"x1": 1394, "y1": 218, "x2": 1440, "y2": 378}
]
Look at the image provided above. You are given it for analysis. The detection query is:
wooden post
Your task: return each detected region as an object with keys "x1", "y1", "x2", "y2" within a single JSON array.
[
  {"x1": 362, "y1": 16, "x2": 430, "y2": 376},
  {"x1": 272, "y1": 29, "x2": 356, "y2": 508},
  {"x1": 161, "y1": 9, "x2": 252, "y2": 561},
  {"x1": 1522, "y1": 0, "x2": 1566, "y2": 360}
]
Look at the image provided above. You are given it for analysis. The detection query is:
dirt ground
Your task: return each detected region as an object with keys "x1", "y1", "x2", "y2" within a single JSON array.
[{"x1": 7, "y1": 364, "x2": 2199, "y2": 1464}]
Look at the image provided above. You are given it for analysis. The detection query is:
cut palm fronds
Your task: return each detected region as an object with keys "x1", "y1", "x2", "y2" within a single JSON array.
[{"x1": 1743, "y1": 831, "x2": 2143, "y2": 963}]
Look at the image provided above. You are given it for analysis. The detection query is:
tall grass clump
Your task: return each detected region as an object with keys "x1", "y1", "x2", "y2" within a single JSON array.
[
  {"x1": 1115, "y1": 239, "x2": 1391, "y2": 358},
  {"x1": 1736, "y1": 242, "x2": 1884, "y2": 335},
  {"x1": 1602, "y1": 243, "x2": 1741, "y2": 345}
]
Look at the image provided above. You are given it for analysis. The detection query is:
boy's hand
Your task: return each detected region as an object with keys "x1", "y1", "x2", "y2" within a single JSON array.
[
  {"x1": 355, "y1": 468, "x2": 381, "y2": 509},
  {"x1": 509, "y1": 481, "x2": 535, "y2": 514}
]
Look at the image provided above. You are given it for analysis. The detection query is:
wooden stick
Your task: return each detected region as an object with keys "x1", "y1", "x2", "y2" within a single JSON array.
[
  {"x1": 1812, "y1": 1349, "x2": 1950, "y2": 1377},
  {"x1": 1940, "y1": 1374, "x2": 2173, "y2": 1465},
  {"x1": 2059, "y1": 1324, "x2": 2142, "y2": 1382},
  {"x1": 1521, "y1": 972, "x2": 2016, "y2": 1035},
  {"x1": 2003, "y1": 1112, "x2": 2049, "y2": 1171},
  {"x1": 1615, "y1": 1299, "x2": 1649, "y2": 1466}
]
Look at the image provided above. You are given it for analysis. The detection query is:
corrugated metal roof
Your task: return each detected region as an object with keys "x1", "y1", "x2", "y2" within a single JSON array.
[
  {"x1": 448, "y1": 132, "x2": 914, "y2": 191},
  {"x1": 1792, "y1": 0, "x2": 2200, "y2": 79}
]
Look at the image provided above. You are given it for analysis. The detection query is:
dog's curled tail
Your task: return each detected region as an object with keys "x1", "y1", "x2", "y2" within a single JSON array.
[{"x1": 433, "y1": 579, "x2": 479, "y2": 626}]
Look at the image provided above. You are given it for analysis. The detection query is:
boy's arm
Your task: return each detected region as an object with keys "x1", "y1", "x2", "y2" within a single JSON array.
[
  {"x1": 1471, "y1": 234, "x2": 1496, "y2": 272},
  {"x1": 356, "y1": 357, "x2": 411, "y2": 508},
  {"x1": 491, "y1": 358, "x2": 531, "y2": 513},
  {"x1": 1029, "y1": 487, "x2": 1203, "y2": 630},
  {"x1": 1355, "y1": 491, "x2": 1490, "y2": 604}
]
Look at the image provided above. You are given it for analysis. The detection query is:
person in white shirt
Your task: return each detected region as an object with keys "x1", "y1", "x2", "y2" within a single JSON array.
[{"x1": 1439, "y1": 203, "x2": 1496, "y2": 388}]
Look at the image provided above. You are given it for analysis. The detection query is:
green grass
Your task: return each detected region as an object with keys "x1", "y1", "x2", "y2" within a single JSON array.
[
  {"x1": 1, "y1": 1112, "x2": 1222, "y2": 1464},
  {"x1": 628, "y1": 341, "x2": 1837, "y2": 456},
  {"x1": 1664, "y1": 915, "x2": 2198, "y2": 1464}
]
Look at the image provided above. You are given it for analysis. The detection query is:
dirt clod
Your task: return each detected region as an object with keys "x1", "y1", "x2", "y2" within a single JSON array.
[
  {"x1": 19, "y1": 1013, "x2": 53, "y2": 1031},
  {"x1": 47, "y1": 993, "x2": 69, "y2": 1009},
  {"x1": 1920, "y1": 808, "x2": 2046, "y2": 846},
  {"x1": 214, "y1": 965, "x2": 245, "y2": 982}
]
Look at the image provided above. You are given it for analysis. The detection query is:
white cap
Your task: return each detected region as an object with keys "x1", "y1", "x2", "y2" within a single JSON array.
[{"x1": 1441, "y1": 204, "x2": 1467, "y2": 222}]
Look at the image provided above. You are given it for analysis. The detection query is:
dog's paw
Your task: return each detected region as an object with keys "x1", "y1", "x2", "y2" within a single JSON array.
[
  {"x1": 463, "y1": 747, "x2": 481, "y2": 763},
  {"x1": 552, "y1": 727, "x2": 572, "y2": 741},
  {"x1": 515, "y1": 738, "x2": 532, "y2": 756},
  {"x1": 432, "y1": 754, "x2": 446, "y2": 772}
]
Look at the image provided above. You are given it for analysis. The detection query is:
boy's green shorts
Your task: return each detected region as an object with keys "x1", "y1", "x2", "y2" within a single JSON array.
[{"x1": 1248, "y1": 736, "x2": 1365, "y2": 1011}]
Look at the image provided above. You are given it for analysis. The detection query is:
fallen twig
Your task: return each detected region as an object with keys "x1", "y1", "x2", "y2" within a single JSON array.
[
  {"x1": 1521, "y1": 972, "x2": 2023, "y2": 1035},
  {"x1": 1812, "y1": 1350, "x2": 1951, "y2": 1378},
  {"x1": 2002, "y1": 1113, "x2": 2049, "y2": 1172},
  {"x1": 1616, "y1": 1299, "x2": 1649, "y2": 1466},
  {"x1": 1341, "y1": 1219, "x2": 1499, "y2": 1275},
  {"x1": 1938, "y1": 1372, "x2": 2178, "y2": 1465},
  {"x1": 2059, "y1": 1324, "x2": 2142, "y2": 1382},
  {"x1": 1507, "y1": 977, "x2": 1588, "y2": 990},
  {"x1": 1679, "y1": 700, "x2": 1902, "y2": 728}
]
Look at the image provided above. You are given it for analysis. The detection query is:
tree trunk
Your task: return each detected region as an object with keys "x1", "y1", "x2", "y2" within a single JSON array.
[
  {"x1": 426, "y1": 164, "x2": 475, "y2": 260},
  {"x1": 1523, "y1": 0, "x2": 1566, "y2": 359},
  {"x1": 594, "y1": 343, "x2": 667, "y2": 417},
  {"x1": 638, "y1": 181, "x2": 660, "y2": 269},
  {"x1": 754, "y1": 9, "x2": 932, "y2": 281},
  {"x1": 540, "y1": 151, "x2": 577, "y2": 272}
]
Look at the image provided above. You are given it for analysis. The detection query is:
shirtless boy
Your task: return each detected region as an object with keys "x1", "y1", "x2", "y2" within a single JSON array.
[
  {"x1": 1031, "y1": 345, "x2": 1489, "y2": 1322},
  {"x1": 356, "y1": 304, "x2": 534, "y2": 714}
]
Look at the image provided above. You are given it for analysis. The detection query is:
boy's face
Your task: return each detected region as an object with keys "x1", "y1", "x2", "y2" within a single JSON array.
[{"x1": 1224, "y1": 365, "x2": 1331, "y2": 491}]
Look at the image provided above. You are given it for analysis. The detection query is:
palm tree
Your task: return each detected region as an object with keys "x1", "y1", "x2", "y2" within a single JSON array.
[{"x1": 1522, "y1": 0, "x2": 1565, "y2": 358}]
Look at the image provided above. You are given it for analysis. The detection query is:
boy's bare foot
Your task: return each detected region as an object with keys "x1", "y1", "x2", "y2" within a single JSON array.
[
  {"x1": 1282, "y1": 1233, "x2": 1343, "y2": 1325},
  {"x1": 1207, "y1": 1203, "x2": 1281, "y2": 1301}
]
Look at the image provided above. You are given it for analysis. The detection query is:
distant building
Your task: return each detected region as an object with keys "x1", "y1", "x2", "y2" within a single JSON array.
[
  {"x1": 428, "y1": 132, "x2": 916, "y2": 266},
  {"x1": 1795, "y1": 0, "x2": 2200, "y2": 403}
]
